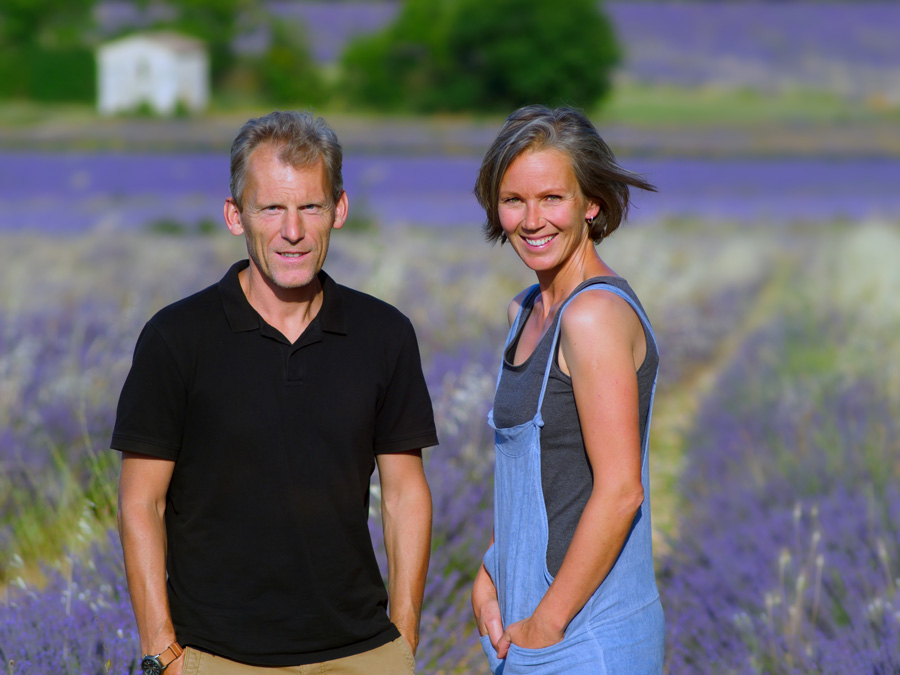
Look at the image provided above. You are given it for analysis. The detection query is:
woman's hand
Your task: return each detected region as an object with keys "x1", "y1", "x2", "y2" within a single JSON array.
[
  {"x1": 496, "y1": 615, "x2": 564, "y2": 659},
  {"x1": 476, "y1": 597, "x2": 504, "y2": 645},
  {"x1": 472, "y1": 561, "x2": 504, "y2": 651}
]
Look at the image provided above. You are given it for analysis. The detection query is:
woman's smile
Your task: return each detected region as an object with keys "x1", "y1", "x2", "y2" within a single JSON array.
[{"x1": 498, "y1": 147, "x2": 598, "y2": 278}]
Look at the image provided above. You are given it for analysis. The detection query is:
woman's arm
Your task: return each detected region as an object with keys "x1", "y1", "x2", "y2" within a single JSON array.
[
  {"x1": 496, "y1": 289, "x2": 646, "y2": 655},
  {"x1": 472, "y1": 534, "x2": 504, "y2": 649}
]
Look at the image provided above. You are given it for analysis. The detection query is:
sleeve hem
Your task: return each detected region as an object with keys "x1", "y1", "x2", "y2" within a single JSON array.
[
  {"x1": 110, "y1": 434, "x2": 179, "y2": 461},
  {"x1": 374, "y1": 430, "x2": 439, "y2": 455}
]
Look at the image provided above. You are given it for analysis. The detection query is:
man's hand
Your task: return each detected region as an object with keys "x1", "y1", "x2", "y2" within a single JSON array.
[
  {"x1": 164, "y1": 653, "x2": 184, "y2": 675},
  {"x1": 398, "y1": 631, "x2": 417, "y2": 657}
]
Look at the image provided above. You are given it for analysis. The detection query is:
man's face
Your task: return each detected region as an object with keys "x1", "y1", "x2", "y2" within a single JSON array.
[{"x1": 225, "y1": 143, "x2": 347, "y2": 294}]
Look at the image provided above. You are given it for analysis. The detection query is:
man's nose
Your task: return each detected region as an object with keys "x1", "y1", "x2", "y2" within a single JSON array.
[{"x1": 281, "y1": 210, "x2": 304, "y2": 242}]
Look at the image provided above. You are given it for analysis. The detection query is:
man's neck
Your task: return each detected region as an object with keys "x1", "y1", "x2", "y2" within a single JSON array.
[{"x1": 238, "y1": 267, "x2": 324, "y2": 344}]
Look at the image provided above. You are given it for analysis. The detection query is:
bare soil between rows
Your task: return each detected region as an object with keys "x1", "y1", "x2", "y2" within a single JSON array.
[{"x1": 2, "y1": 114, "x2": 899, "y2": 158}]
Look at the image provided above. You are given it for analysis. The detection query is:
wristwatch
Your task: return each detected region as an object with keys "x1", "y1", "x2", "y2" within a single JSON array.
[{"x1": 140, "y1": 641, "x2": 183, "y2": 675}]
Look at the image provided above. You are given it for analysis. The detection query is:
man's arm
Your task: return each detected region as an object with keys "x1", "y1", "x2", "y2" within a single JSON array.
[
  {"x1": 376, "y1": 449, "x2": 432, "y2": 655},
  {"x1": 118, "y1": 451, "x2": 184, "y2": 674}
]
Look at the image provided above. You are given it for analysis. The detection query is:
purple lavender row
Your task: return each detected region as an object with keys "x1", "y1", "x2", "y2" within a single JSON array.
[
  {"x1": 0, "y1": 307, "x2": 132, "y2": 539},
  {"x1": 659, "y1": 317, "x2": 900, "y2": 672},
  {"x1": 0, "y1": 534, "x2": 138, "y2": 675},
  {"x1": 654, "y1": 280, "x2": 769, "y2": 391},
  {"x1": 607, "y1": 2, "x2": 900, "y2": 95},
  {"x1": 3, "y1": 153, "x2": 900, "y2": 231}
]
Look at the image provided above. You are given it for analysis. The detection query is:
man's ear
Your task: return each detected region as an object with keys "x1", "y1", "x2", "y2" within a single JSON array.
[
  {"x1": 224, "y1": 198, "x2": 244, "y2": 236},
  {"x1": 332, "y1": 191, "x2": 349, "y2": 230}
]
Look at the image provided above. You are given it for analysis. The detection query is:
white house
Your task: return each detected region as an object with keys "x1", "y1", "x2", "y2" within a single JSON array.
[{"x1": 96, "y1": 31, "x2": 209, "y2": 116}]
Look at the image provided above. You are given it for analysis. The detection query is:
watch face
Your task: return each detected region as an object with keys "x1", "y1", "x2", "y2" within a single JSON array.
[{"x1": 141, "y1": 656, "x2": 163, "y2": 675}]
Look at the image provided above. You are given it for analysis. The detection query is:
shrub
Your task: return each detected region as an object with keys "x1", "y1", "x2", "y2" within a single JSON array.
[
  {"x1": 0, "y1": 46, "x2": 95, "y2": 102},
  {"x1": 253, "y1": 21, "x2": 326, "y2": 107},
  {"x1": 340, "y1": 0, "x2": 620, "y2": 113},
  {"x1": 339, "y1": 0, "x2": 443, "y2": 111}
]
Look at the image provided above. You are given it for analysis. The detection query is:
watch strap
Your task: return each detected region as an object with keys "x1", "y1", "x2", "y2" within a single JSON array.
[{"x1": 157, "y1": 642, "x2": 183, "y2": 668}]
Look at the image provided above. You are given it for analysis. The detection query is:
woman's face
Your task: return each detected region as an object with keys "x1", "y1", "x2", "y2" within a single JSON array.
[{"x1": 498, "y1": 147, "x2": 599, "y2": 276}]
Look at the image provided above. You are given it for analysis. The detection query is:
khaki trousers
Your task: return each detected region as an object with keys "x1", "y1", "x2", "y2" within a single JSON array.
[{"x1": 182, "y1": 638, "x2": 416, "y2": 675}]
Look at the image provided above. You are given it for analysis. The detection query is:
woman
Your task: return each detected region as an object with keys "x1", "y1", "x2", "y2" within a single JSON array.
[{"x1": 471, "y1": 105, "x2": 664, "y2": 674}]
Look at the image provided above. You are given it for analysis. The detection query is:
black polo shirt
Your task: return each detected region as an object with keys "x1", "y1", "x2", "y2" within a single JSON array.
[{"x1": 112, "y1": 260, "x2": 438, "y2": 666}]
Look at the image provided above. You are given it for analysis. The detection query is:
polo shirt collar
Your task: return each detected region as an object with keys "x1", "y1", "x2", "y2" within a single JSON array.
[
  {"x1": 316, "y1": 269, "x2": 348, "y2": 335},
  {"x1": 218, "y1": 260, "x2": 348, "y2": 336}
]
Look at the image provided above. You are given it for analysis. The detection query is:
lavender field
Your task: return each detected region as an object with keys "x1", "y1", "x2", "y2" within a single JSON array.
[
  {"x1": 1, "y1": 207, "x2": 898, "y2": 672},
  {"x1": 2, "y1": 0, "x2": 899, "y2": 668}
]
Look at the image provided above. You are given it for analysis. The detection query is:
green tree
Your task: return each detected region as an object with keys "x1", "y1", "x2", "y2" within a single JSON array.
[
  {"x1": 339, "y1": 0, "x2": 620, "y2": 113},
  {"x1": 340, "y1": 0, "x2": 450, "y2": 110},
  {"x1": 444, "y1": 0, "x2": 620, "y2": 111},
  {"x1": 253, "y1": 21, "x2": 325, "y2": 107},
  {"x1": 0, "y1": 0, "x2": 96, "y2": 102},
  {"x1": 0, "y1": 0, "x2": 94, "y2": 50}
]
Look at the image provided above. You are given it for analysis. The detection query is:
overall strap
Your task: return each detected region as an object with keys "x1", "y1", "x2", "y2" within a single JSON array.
[{"x1": 536, "y1": 283, "x2": 659, "y2": 416}]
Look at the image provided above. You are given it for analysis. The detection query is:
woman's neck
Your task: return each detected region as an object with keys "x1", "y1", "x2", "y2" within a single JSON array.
[{"x1": 533, "y1": 247, "x2": 616, "y2": 319}]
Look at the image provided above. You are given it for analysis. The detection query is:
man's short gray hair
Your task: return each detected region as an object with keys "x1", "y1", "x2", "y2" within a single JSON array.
[{"x1": 229, "y1": 111, "x2": 344, "y2": 210}]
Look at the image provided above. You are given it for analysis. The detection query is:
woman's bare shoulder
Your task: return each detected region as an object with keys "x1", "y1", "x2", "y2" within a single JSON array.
[
  {"x1": 559, "y1": 287, "x2": 642, "y2": 353},
  {"x1": 506, "y1": 286, "x2": 536, "y2": 327}
]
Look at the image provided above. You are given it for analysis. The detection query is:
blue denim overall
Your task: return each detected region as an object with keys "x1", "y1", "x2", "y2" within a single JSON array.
[{"x1": 479, "y1": 282, "x2": 665, "y2": 674}]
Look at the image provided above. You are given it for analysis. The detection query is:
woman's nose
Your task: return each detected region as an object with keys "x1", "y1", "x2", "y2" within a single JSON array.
[{"x1": 523, "y1": 202, "x2": 542, "y2": 230}]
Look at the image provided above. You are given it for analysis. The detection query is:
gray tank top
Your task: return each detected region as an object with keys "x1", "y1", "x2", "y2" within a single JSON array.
[{"x1": 492, "y1": 277, "x2": 659, "y2": 576}]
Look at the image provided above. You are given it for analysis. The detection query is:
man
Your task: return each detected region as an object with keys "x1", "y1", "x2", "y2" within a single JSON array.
[{"x1": 114, "y1": 111, "x2": 437, "y2": 674}]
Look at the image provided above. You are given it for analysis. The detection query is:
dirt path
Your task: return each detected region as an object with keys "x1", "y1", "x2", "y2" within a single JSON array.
[{"x1": 649, "y1": 259, "x2": 792, "y2": 553}]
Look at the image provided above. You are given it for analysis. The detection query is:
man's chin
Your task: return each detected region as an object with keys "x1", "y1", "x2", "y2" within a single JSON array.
[{"x1": 271, "y1": 271, "x2": 321, "y2": 292}]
